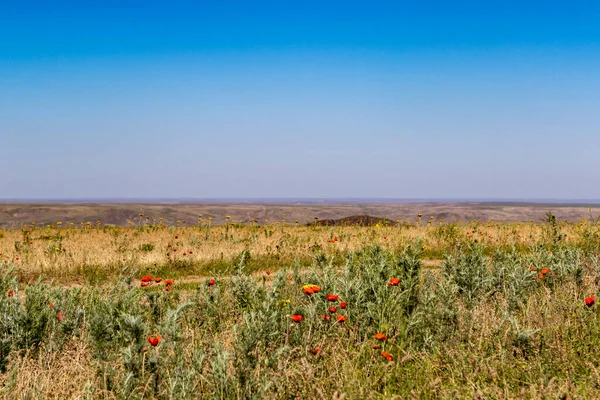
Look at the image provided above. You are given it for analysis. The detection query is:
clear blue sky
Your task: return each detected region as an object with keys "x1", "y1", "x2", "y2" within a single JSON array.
[{"x1": 1, "y1": 1, "x2": 599, "y2": 200}]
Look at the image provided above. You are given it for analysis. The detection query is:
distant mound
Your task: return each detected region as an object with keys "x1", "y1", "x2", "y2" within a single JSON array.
[{"x1": 309, "y1": 215, "x2": 395, "y2": 226}]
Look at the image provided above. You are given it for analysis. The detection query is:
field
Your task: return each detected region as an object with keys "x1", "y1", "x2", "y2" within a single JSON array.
[{"x1": 2, "y1": 207, "x2": 600, "y2": 398}]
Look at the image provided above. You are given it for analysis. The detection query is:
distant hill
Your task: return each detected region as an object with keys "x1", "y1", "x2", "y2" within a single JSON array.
[{"x1": 0, "y1": 202, "x2": 599, "y2": 227}]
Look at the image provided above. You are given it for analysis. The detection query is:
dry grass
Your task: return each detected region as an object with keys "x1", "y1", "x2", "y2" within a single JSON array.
[{"x1": 0, "y1": 219, "x2": 578, "y2": 283}]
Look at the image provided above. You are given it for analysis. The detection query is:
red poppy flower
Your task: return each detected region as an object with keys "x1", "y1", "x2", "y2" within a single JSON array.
[
  {"x1": 183, "y1": 252, "x2": 187, "y2": 256},
  {"x1": 340, "y1": 302, "x2": 347, "y2": 309},
  {"x1": 174, "y1": 235, "x2": 179, "y2": 239},
  {"x1": 188, "y1": 250, "x2": 193, "y2": 254},
  {"x1": 49, "y1": 301, "x2": 54, "y2": 309},
  {"x1": 286, "y1": 275, "x2": 292, "y2": 280},
  {"x1": 372, "y1": 344, "x2": 381, "y2": 349},
  {"x1": 266, "y1": 270, "x2": 271, "y2": 275},
  {"x1": 328, "y1": 307, "x2": 337, "y2": 313},
  {"x1": 374, "y1": 333, "x2": 387, "y2": 341},
  {"x1": 6, "y1": 290, "x2": 14, "y2": 297},
  {"x1": 388, "y1": 278, "x2": 400, "y2": 286},
  {"x1": 322, "y1": 314, "x2": 331, "y2": 320},
  {"x1": 303, "y1": 284, "x2": 320, "y2": 295},
  {"x1": 540, "y1": 268, "x2": 550, "y2": 275},
  {"x1": 381, "y1": 351, "x2": 394, "y2": 361},
  {"x1": 173, "y1": 248, "x2": 177, "y2": 252},
  {"x1": 154, "y1": 277, "x2": 162, "y2": 283},
  {"x1": 57, "y1": 312, "x2": 65, "y2": 322},
  {"x1": 586, "y1": 295, "x2": 595, "y2": 307},
  {"x1": 528, "y1": 266, "x2": 536, "y2": 271},
  {"x1": 326, "y1": 294, "x2": 339, "y2": 302},
  {"x1": 208, "y1": 278, "x2": 216, "y2": 286},
  {"x1": 167, "y1": 243, "x2": 172, "y2": 247},
  {"x1": 165, "y1": 279, "x2": 174, "y2": 286},
  {"x1": 165, "y1": 286, "x2": 171, "y2": 292},
  {"x1": 309, "y1": 346, "x2": 321, "y2": 355},
  {"x1": 336, "y1": 315, "x2": 347, "y2": 322},
  {"x1": 148, "y1": 336, "x2": 161, "y2": 346},
  {"x1": 291, "y1": 314, "x2": 303, "y2": 323},
  {"x1": 140, "y1": 282, "x2": 149, "y2": 287},
  {"x1": 141, "y1": 275, "x2": 153, "y2": 283}
]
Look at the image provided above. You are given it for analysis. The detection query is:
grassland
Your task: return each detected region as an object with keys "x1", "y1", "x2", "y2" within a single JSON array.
[{"x1": 1, "y1": 210, "x2": 600, "y2": 398}]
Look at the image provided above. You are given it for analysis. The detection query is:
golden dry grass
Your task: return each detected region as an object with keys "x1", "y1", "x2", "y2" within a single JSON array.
[{"x1": 0, "y1": 220, "x2": 569, "y2": 283}]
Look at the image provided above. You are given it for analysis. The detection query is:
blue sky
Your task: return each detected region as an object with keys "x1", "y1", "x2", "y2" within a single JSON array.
[{"x1": 1, "y1": 1, "x2": 599, "y2": 200}]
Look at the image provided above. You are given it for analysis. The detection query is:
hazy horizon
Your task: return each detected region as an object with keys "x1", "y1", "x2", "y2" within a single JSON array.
[
  {"x1": 2, "y1": 1, "x2": 599, "y2": 199},
  {"x1": 3, "y1": 197, "x2": 600, "y2": 206}
]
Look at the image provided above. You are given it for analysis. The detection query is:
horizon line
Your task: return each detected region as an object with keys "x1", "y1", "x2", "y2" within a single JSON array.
[{"x1": 2, "y1": 197, "x2": 600, "y2": 206}]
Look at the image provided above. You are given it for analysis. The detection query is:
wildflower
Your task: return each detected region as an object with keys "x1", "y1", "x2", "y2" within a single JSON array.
[
  {"x1": 336, "y1": 315, "x2": 347, "y2": 322},
  {"x1": 586, "y1": 296, "x2": 595, "y2": 307},
  {"x1": 183, "y1": 252, "x2": 187, "y2": 256},
  {"x1": 49, "y1": 301, "x2": 54, "y2": 309},
  {"x1": 302, "y1": 284, "x2": 320, "y2": 295},
  {"x1": 57, "y1": 312, "x2": 65, "y2": 322},
  {"x1": 291, "y1": 314, "x2": 303, "y2": 323},
  {"x1": 188, "y1": 250, "x2": 193, "y2": 254},
  {"x1": 266, "y1": 270, "x2": 271, "y2": 275},
  {"x1": 6, "y1": 290, "x2": 14, "y2": 297},
  {"x1": 540, "y1": 268, "x2": 550, "y2": 275},
  {"x1": 529, "y1": 266, "x2": 536, "y2": 271},
  {"x1": 340, "y1": 301, "x2": 347, "y2": 309},
  {"x1": 328, "y1": 306, "x2": 337, "y2": 313},
  {"x1": 309, "y1": 346, "x2": 321, "y2": 355},
  {"x1": 372, "y1": 344, "x2": 381, "y2": 349},
  {"x1": 165, "y1": 286, "x2": 171, "y2": 292},
  {"x1": 175, "y1": 235, "x2": 179, "y2": 239},
  {"x1": 388, "y1": 278, "x2": 400, "y2": 286},
  {"x1": 375, "y1": 333, "x2": 387, "y2": 341},
  {"x1": 381, "y1": 351, "x2": 394, "y2": 361},
  {"x1": 326, "y1": 294, "x2": 339, "y2": 302},
  {"x1": 141, "y1": 275, "x2": 153, "y2": 283},
  {"x1": 141, "y1": 282, "x2": 149, "y2": 287},
  {"x1": 208, "y1": 278, "x2": 216, "y2": 286},
  {"x1": 165, "y1": 279, "x2": 174, "y2": 286},
  {"x1": 173, "y1": 248, "x2": 177, "y2": 252},
  {"x1": 154, "y1": 277, "x2": 162, "y2": 283},
  {"x1": 148, "y1": 336, "x2": 161, "y2": 346},
  {"x1": 286, "y1": 275, "x2": 292, "y2": 280},
  {"x1": 322, "y1": 314, "x2": 331, "y2": 320}
]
